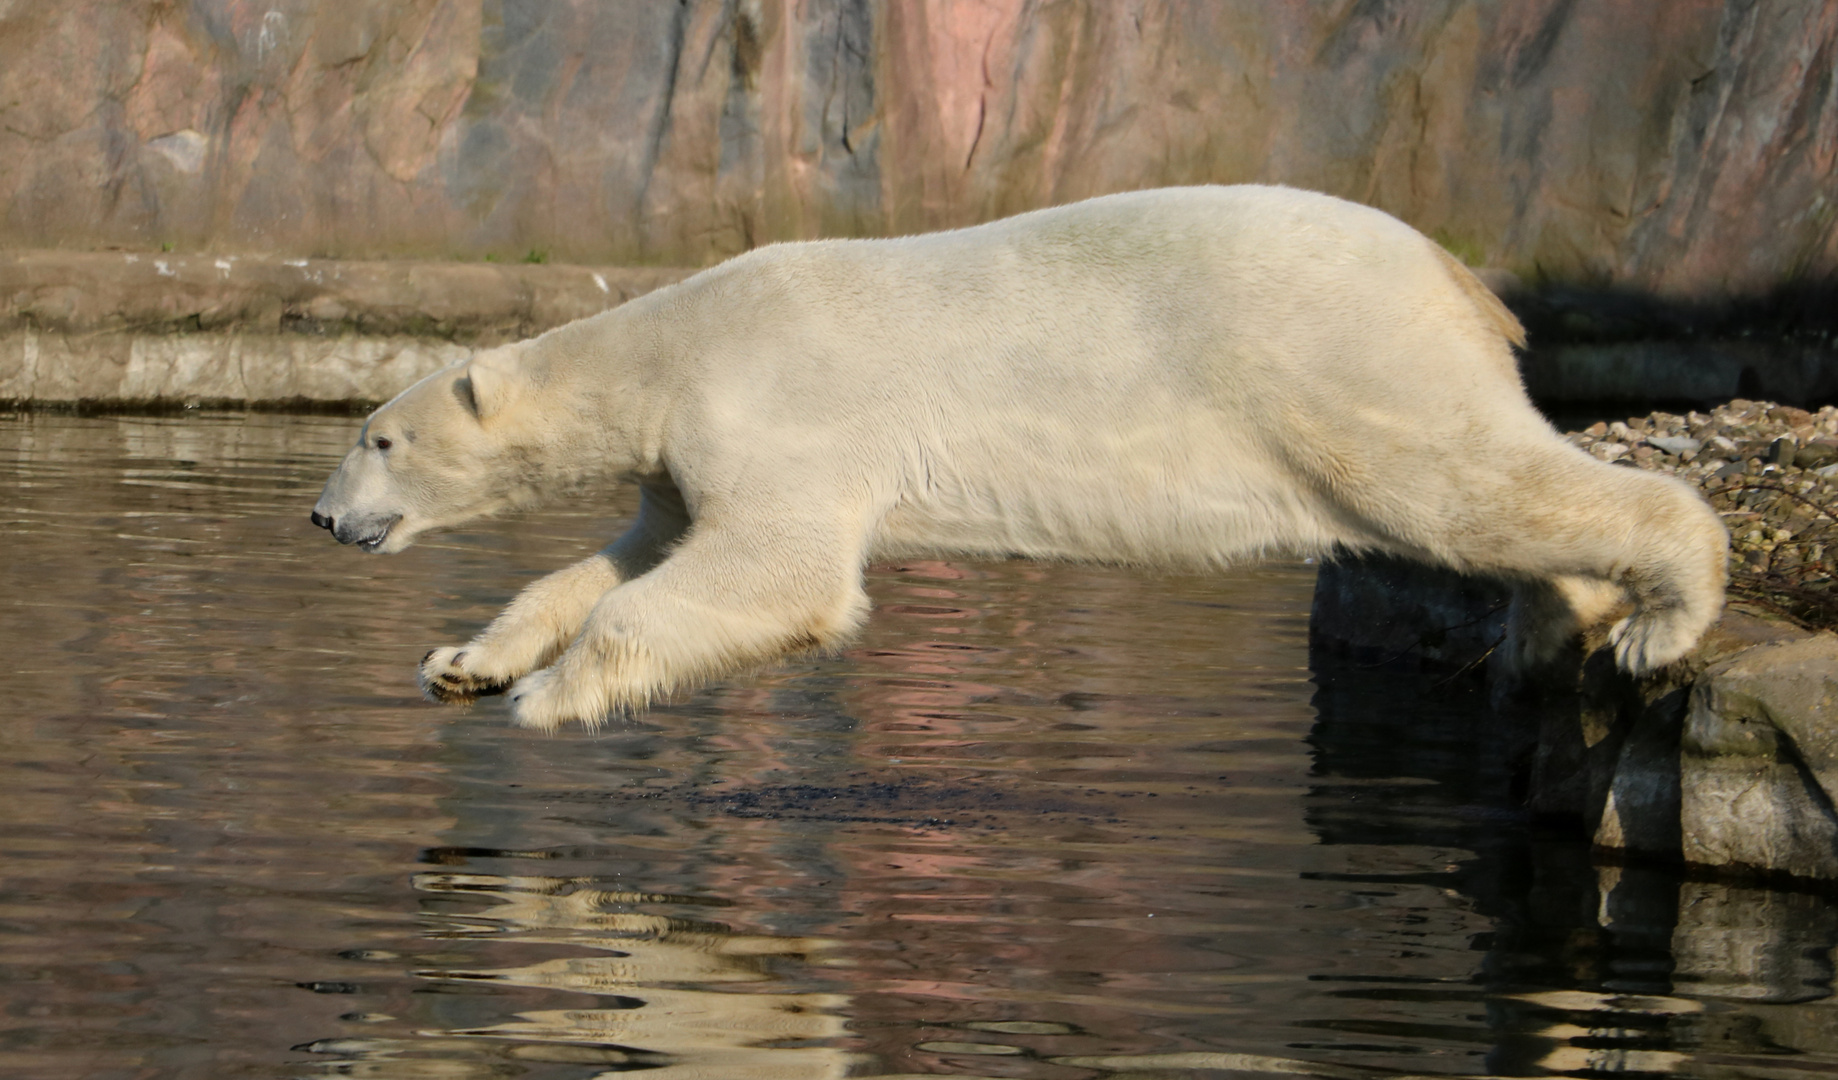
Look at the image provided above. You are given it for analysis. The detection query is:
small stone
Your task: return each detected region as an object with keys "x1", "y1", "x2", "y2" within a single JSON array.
[
  {"x1": 1795, "y1": 440, "x2": 1838, "y2": 470},
  {"x1": 1770, "y1": 437, "x2": 1797, "y2": 465},
  {"x1": 1648, "y1": 434, "x2": 1702, "y2": 456}
]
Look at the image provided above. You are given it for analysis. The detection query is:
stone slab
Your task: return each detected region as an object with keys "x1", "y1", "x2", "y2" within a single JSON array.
[
  {"x1": 0, "y1": 251, "x2": 697, "y2": 406},
  {"x1": 0, "y1": 250, "x2": 693, "y2": 342},
  {"x1": 0, "y1": 327, "x2": 468, "y2": 405}
]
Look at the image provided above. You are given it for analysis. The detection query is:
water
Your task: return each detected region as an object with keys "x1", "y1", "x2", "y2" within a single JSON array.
[{"x1": 3, "y1": 411, "x2": 1838, "y2": 1079}]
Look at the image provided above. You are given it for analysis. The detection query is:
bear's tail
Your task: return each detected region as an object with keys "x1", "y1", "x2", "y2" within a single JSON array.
[{"x1": 1429, "y1": 242, "x2": 1527, "y2": 349}]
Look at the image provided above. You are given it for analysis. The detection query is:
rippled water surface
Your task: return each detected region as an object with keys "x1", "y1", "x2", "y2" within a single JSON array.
[{"x1": 6, "y1": 412, "x2": 1838, "y2": 1080}]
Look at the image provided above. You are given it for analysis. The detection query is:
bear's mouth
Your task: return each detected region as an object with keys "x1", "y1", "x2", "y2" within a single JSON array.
[{"x1": 355, "y1": 516, "x2": 401, "y2": 552}]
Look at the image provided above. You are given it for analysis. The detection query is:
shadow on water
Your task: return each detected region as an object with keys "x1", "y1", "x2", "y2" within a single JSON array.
[{"x1": 4, "y1": 411, "x2": 1838, "y2": 1079}]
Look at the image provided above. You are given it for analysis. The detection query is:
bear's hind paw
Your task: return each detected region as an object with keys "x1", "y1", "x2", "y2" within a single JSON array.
[
  {"x1": 1608, "y1": 608, "x2": 1700, "y2": 676},
  {"x1": 420, "y1": 647, "x2": 514, "y2": 705}
]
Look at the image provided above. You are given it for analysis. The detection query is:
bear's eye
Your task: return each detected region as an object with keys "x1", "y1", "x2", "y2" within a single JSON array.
[{"x1": 374, "y1": 436, "x2": 393, "y2": 451}]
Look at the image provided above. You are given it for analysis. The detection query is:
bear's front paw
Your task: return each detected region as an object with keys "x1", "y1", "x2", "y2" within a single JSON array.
[
  {"x1": 505, "y1": 667, "x2": 610, "y2": 732},
  {"x1": 419, "y1": 646, "x2": 516, "y2": 705}
]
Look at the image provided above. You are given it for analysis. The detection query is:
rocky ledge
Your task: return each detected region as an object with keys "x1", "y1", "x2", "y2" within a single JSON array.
[{"x1": 1313, "y1": 400, "x2": 1838, "y2": 882}]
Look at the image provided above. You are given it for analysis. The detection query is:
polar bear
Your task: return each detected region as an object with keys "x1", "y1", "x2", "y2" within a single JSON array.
[{"x1": 310, "y1": 185, "x2": 1728, "y2": 730}]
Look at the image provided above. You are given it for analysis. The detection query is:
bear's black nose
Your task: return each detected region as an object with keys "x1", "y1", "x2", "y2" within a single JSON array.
[{"x1": 311, "y1": 510, "x2": 333, "y2": 531}]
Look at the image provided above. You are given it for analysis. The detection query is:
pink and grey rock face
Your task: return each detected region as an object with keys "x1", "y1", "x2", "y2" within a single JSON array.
[{"x1": 0, "y1": 0, "x2": 1833, "y2": 297}]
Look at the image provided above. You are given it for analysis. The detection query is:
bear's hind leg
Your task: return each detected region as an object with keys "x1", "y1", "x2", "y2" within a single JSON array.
[
  {"x1": 1607, "y1": 535, "x2": 1728, "y2": 674},
  {"x1": 421, "y1": 484, "x2": 690, "y2": 704},
  {"x1": 1581, "y1": 469, "x2": 1727, "y2": 675},
  {"x1": 1368, "y1": 441, "x2": 1727, "y2": 677}
]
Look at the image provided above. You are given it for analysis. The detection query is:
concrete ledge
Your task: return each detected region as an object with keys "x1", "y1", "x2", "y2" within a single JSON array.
[
  {"x1": 0, "y1": 251, "x2": 696, "y2": 406},
  {"x1": 0, "y1": 328, "x2": 470, "y2": 407},
  {"x1": 0, "y1": 251, "x2": 695, "y2": 340}
]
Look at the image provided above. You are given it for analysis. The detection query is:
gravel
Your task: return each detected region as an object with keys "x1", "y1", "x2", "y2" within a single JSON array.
[{"x1": 1563, "y1": 399, "x2": 1838, "y2": 630}]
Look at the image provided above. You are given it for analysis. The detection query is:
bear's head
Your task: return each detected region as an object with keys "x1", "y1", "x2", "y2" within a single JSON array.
[{"x1": 310, "y1": 344, "x2": 553, "y2": 553}]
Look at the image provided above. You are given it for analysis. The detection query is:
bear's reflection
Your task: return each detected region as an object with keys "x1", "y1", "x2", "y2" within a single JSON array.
[{"x1": 298, "y1": 872, "x2": 861, "y2": 1079}]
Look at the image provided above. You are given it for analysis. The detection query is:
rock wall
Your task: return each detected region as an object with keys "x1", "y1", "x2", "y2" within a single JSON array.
[{"x1": 1, "y1": 1, "x2": 1833, "y2": 297}]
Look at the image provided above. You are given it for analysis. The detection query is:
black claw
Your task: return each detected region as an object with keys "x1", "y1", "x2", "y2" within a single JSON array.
[
  {"x1": 426, "y1": 682, "x2": 475, "y2": 704},
  {"x1": 422, "y1": 649, "x2": 438, "y2": 665}
]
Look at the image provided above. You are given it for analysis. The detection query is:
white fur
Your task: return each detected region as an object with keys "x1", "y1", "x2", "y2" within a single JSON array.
[{"x1": 311, "y1": 185, "x2": 1729, "y2": 729}]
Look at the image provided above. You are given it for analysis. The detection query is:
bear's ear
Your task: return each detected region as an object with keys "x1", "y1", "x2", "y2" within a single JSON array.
[{"x1": 461, "y1": 347, "x2": 521, "y2": 421}]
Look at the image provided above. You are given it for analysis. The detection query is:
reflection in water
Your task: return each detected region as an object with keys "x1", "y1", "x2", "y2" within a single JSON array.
[
  {"x1": 5, "y1": 411, "x2": 1838, "y2": 1079},
  {"x1": 1308, "y1": 661, "x2": 1838, "y2": 1076},
  {"x1": 304, "y1": 873, "x2": 859, "y2": 1078}
]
